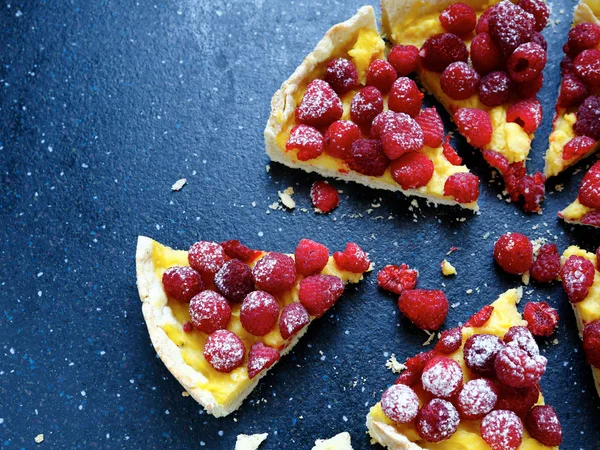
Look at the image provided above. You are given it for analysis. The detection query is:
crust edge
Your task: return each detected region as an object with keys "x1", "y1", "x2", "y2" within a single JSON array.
[{"x1": 365, "y1": 413, "x2": 424, "y2": 450}]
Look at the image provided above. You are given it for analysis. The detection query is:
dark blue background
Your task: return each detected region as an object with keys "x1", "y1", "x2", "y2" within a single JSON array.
[{"x1": 1, "y1": 0, "x2": 599, "y2": 448}]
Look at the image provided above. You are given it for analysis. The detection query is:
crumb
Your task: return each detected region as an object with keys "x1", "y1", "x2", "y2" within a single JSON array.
[
  {"x1": 522, "y1": 272, "x2": 530, "y2": 285},
  {"x1": 555, "y1": 184, "x2": 564, "y2": 192},
  {"x1": 234, "y1": 433, "x2": 268, "y2": 450},
  {"x1": 182, "y1": 391, "x2": 190, "y2": 397},
  {"x1": 446, "y1": 246, "x2": 459, "y2": 255},
  {"x1": 482, "y1": 232, "x2": 490, "y2": 240},
  {"x1": 385, "y1": 354, "x2": 406, "y2": 373},
  {"x1": 552, "y1": 338, "x2": 559, "y2": 345},
  {"x1": 278, "y1": 187, "x2": 296, "y2": 209},
  {"x1": 441, "y1": 259, "x2": 457, "y2": 276},
  {"x1": 423, "y1": 330, "x2": 435, "y2": 346},
  {"x1": 466, "y1": 289, "x2": 473, "y2": 295},
  {"x1": 35, "y1": 434, "x2": 44, "y2": 444},
  {"x1": 266, "y1": 165, "x2": 270, "y2": 173},
  {"x1": 171, "y1": 178, "x2": 187, "y2": 191}
]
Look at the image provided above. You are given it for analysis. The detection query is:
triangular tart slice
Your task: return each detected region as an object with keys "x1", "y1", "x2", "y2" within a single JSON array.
[
  {"x1": 135, "y1": 236, "x2": 369, "y2": 417},
  {"x1": 558, "y1": 159, "x2": 600, "y2": 227}
]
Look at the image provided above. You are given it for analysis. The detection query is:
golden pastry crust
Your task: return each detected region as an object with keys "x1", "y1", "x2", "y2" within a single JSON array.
[
  {"x1": 366, "y1": 414, "x2": 424, "y2": 450},
  {"x1": 312, "y1": 432, "x2": 354, "y2": 449}
]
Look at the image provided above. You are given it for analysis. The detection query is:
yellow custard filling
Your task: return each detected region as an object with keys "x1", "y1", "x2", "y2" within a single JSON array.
[{"x1": 560, "y1": 197, "x2": 595, "y2": 222}]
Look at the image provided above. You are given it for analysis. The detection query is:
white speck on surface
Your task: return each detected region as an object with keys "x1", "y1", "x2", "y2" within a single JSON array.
[
  {"x1": 34, "y1": 434, "x2": 44, "y2": 444},
  {"x1": 171, "y1": 178, "x2": 187, "y2": 191}
]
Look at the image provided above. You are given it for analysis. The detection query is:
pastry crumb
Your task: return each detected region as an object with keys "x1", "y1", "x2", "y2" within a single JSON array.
[
  {"x1": 522, "y1": 272, "x2": 530, "y2": 285},
  {"x1": 423, "y1": 330, "x2": 435, "y2": 346},
  {"x1": 385, "y1": 354, "x2": 406, "y2": 373},
  {"x1": 278, "y1": 187, "x2": 296, "y2": 209},
  {"x1": 466, "y1": 289, "x2": 473, "y2": 295},
  {"x1": 34, "y1": 434, "x2": 44, "y2": 444},
  {"x1": 234, "y1": 432, "x2": 268, "y2": 450},
  {"x1": 171, "y1": 178, "x2": 187, "y2": 191},
  {"x1": 182, "y1": 391, "x2": 190, "y2": 397},
  {"x1": 441, "y1": 259, "x2": 457, "y2": 276}
]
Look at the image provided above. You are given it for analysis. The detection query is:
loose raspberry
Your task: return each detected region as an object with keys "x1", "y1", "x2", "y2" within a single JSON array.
[
  {"x1": 189, "y1": 290, "x2": 232, "y2": 333},
  {"x1": 440, "y1": 61, "x2": 480, "y2": 100},
  {"x1": 420, "y1": 33, "x2": 469, "y2": 72},
  {"x1": 296, "y1": 79, "x2": 343, "y2": 128},
  {"x1": 579, "y1": 160, "x2": 600, "y2": 208},
  {"x1": 416, "y1": 399, "x2": 460, "y2": 443},
  {"x1": 162, "y1": 266, "x2": 204, "y2": 302},
  {"x1": 381, "y1": 114, "x2": 425, "y2": 159},
  {"x1": 558, "y1": 73, "x2": 588, "y2": 108},
  {"x1": 323, "y1": 120, "x2": 361, "y2": 160},
  {"x1": 398, "y1": 289, "x2": 449, "y2": 331},
  {"x1": 294, "y1": 239, "x2": 329, "y2": 276},
  {"x1": 391, "y1": 152, "x2": 434, "y2": 190},
  {"x1": 465, "y1": 305, "x2": 494, "y2": 328},
  {"x1": 388, "y1": 77, "x2": 423, "y2": 117},
  {"x1": 517, "y1": 172, "x2": 546, "y2": 213},
  {"x1": 453, "y1": 108, "x2": 493, "y2": 148},
  {"x1": 457, "y1": 378, "x2": 498, "y2": 419},
  {"x1": 240, "y1": 291, "x2": 280, "y2": 336},
  {"x1": 574, "y1": 49, "x2": 600, "y2": 87},
  {"x1": 496, "y1": 384, "x2": 540, "y2": 417},
  {"x1": 488, "y1": 1, "x2": 536, "y2": 55},
  {"x1": 350, "y1": 86, "x2": 384, "y2": 126},
  {"x1": 387, "y1": 44, "x2": 420, "y2": 76},
  {"x1": 566, "y1": 22, "x2": 600, "y2": 57},
  {"x1": 530, "y1": 243, "x2": 561, "y2": 283},
  {"x1": 519, "y1": 0, "x2": 549, "y2": 32},
  {"x1": 377, "y1": 264, "x2": 418, "y2": 295},
  {"x1": 563, "y1": 136, "x2": 596, "y2": 160},
  {"x1": 444, "y1": 173, "x2": 480, "y2": 203},
  {"x1": 476, "y1": 7, "x2": 492, "y2": 34},
  {"x1": 370, "y1": 110, "x2": 398, "y2": 140},
  {"x1": 440, "y1": 3, "x2": 476, "y2": 36},
  {"x1": 526, "y1": 405, "x2": 563, "y2": 446},
  {"x1": 188, "y1": 241, "x2": 226, "y2": 276},
  {"x1": 507, "y1": 43, "x2": 547, "y2": 83},
  {"x1": 279, "y1": 302, "x2": 311, "y2": 340},
  {"x1": 252, "y1": 252, "x2": 297, "y2": 294},
  {"x1": 220, "y1": 240, "x2": 261, "y2": 263},
  {"x1": 481, "y1": 410, "x2": 524, "y2": 450},
  {"x1": 415, "y1": 107, "x2": 444, "y2": 148},
  {"x1": 523, "y1": 302, "x2": 559, "y2": 337},
  {"x1": 575, "y1": 96, "x2": 600, "y2": 141},
  {"x1": 333, "y1": 242, "x2": 370, "y2": 273},
  {"x1": 298, "y1": 274, "x2": 344, "y2": 318},
  {"x1": 435, "y1": 327, "x2": 463, "y2": 354},
  {"x1": 347, "y1": 138, "x2": 390, "y2": 177},
  {"x1": 463, "y1": 333, "x2": 505, "y2": 375},
  {"x1": 471, "y1": 32, "x2": 503, "y2": 75},
  {"x1": 561, "y1": 255, "x2": 596, "y2": 302},
  {"x1": 494, "y1": 232, "x2": 533, "y2": 275},
  {"x1": 504, "y1": 325, "x2": 540, "y2": 357},
  {"x1": 247, "y1": 342, "x2": 280, "y2": 379},
  {"x1": 214, "y1": 259, "x2": 255, "y2": 302},
  {"x1": 479, "y1": 71, "x2": 513, "y2": 107},
  {"x1": 583, "y1": 319, "x2": 600, "y2": 368},
  {"x1": 442, "y1": 137, "x2": 463, "y2": 165},
  {"x1": 366, "y1": 59, "x2": 397, "y2": 93},
  {"x1": 582, "y1": 211, "x2": 600, "y2": 226},
  {"x1": 495, "y1": 344, "x2": 547, "y2": 388},
  {"x1": 422, "y1": 356, "x2": 464, "y2": 398},
  {"x1": 517, "y1": 73, "x2": 544, "y2": 98},
  {"x1": 324, "y1": 58, "x2": 358, "y2": 95},
  {"x1": 203, "y1": 329, "x2": 245, "y2": 373},
  {"x1": 285, "y1": 125, "x2": 324, "y2": 161},
  {"x1": 381, "y1": 384, "x2": 420, "y2": 424},
  {"x1": 310, "y1": 181, "x2": 340, "y2": 213}
]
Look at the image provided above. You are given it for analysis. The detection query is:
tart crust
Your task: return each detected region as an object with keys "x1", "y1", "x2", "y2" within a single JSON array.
[{"x1": 312, "y1": 432, "x2": 354, "y2": 449}]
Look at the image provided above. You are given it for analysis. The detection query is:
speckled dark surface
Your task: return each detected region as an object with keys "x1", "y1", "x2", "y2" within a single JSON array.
[{"x1": 1, "y1": 0, "x2": 600, "y2": 448}]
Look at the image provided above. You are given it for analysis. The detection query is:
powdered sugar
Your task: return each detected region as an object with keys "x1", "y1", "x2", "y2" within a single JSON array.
[
  {"x1": 481, "y1": 410, "x2": 524, "y2": 450},
  {"x1": 421, "y1": 356, "x2": 463, "y2": 398},
  {"x1": 463, "y1": 334, "x2": 505, "y2": 375},
  {"x1": 279, "y1": 302, "x2": 310, "y2": 340},
  {"x1": 457, "y1": 378, "x2": 497, "y2": 419},
  {"x1": 416, "y1": 398, "x2": 460, "y2": 442}
]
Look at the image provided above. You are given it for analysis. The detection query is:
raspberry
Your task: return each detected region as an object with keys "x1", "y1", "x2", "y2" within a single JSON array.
[
  {"x1": 398, "y1": 289, "x2": 449, "y2": 330},
  {"x1": 583, "y1": 319, "x2": 600, "y2": 368},
  {"x1": 252, "y1": 252, "x2": 297, "y2": 294},
  {"x1": 531, "y1": 32, "x2": 548, "y2": 51},
  {"x1": 391, "y1": 152, "x2": 434, "y2": 190},
  {"x1": 558, "y1": 73, "x2": 588, "y2": 108},
  {"x1": 566, "y1": 22, "x2": 600, "y2": 57},
  {"x1": 420, "y1": 33, "x2": 469, "y2": 72},
  {"x1": 285, "y1": 125, "x2": 324, "y2": 161},
  {"x1": 507, "y1": 43, "x2": 547, "y2": 83},
  {"x1": 457, "y1": 378, "x2": 498, "y2": 419},
  {"x1": 381, "y1": 384, "x2": 420, "y2": 424},
  {"x1": 506, "y1": 99, "x2": 542, "y2": 134},
  {"x1": 479, "y1": 71, "x2": 513, "y2": 106},
  {"x1": 563, "y1": 136, "x2": 596, "y2": 160},
  {"x1": 188, "y1": 241, "x2": 226, "y2": 276},
  {"x1": 387, "y1": 45, "x2": 420, "y2": 76},
  {"x1": 240, "y1": 291, "x2": 280, "y2": 336},
  {"x1": 598, "y1": 246, "x2": 600, "y2": 269},
  {"x1": 381, "y1": 114, "x2": 425, "y2": 159},
  {"x1": 453, "y1": 108, "x2": 493, "y2": 148},
  {"x1": 183, "y1": 322, "x2": 193, "y2": 333},
  {"x1": 496, "y1": 384, "x2": 540, "y2": 417},
  {"x1": 476, "y1": 7, "x2": 492, "y2": 34},
  {"x1": 575, "y1": 96, "x2": 600, "y2": 141},
  {"x1": 298, "y1": 274, "x2": 344, "y2": 318},
  {"x1": 214, "y1": 259, "x2": 255, "y2": 302},
  {"x1": 440, "y1": 61, "x2": 480, "y2": 100},
  {"x1": 370, "y1": 110, "x2": 398, "y2": 140},
  {"x1": 189, "y1": 290, "x2": 232, "y2": 333},
  {"x1": 162, "y1": 266, "x2": 204, "y2": 302},
  {"x1": 504, "y1": 325, "x2": 540, "y2": 357},
  {"x1": 439, "y1": 3, "x2": 477, "y2": 36},
  {"x1": 444, "y1": 173, "x2": 480, "y2": 203},
  {"x1": 525, "y1": 405, "x2": 563, "y2": 446},
  {"x1": 518, "y1": 0, "x2": 549, "y2": 32},
  {"x1": 406, "y1": 350, "x2": 437, "y2": 373},
  {"x1": 366, "y1": 59, "x2": 397, "y2": 93},
  {"x1": 421, "y1": 356, "x2": 464, "y2": 398},
  {"x1": 495, "y1": 344, "x2": 547, "y2": 388},
  {"x1": 435, "y1": 327, "x2": 463, "y2": 354},
  {"x1": 530, "y1": 243, "x2": 561, "y2": 283},
  {"x1": 470, "y1": 32, "x2": 503, "y2": 75},
  {"x1": 517, "y1": 172, "x2": 546, "y2": 213},
  {"x1": 310, "y1": 180, "x2": 340, "y2": 213},
  {"x1": 333, "y1": 242, "x2": 370, "y2": 273},
  {"x1": 582, "y1": 211, "x2": 600, "y2": 226},
  {"x1": 415, "y1": 107, "x2": 444, "y2": 148},
  {"x1": 561, "y1": 55, "x2": 575, "y2": 74},
  {"x1": 523, "y1": 302, "x2": 559, "y2": 337},
  {"x1": 579, "y1": 160, "x2": 600, "y2": 208},
  {"x1": 324, "y1": 58, "x2": 358, "y2": 95},
  {"x1": 296, "y1": 79, "x2": 343, "y2": 128},
  {"x1": 279, "y1": 302, "x2": 311, "y2": 340},
  {"x1": 395, "y1": 369, "x2": 421, "y2": 386},
  {"x1": 442, "y1": 137, "x2": 463, "y2": 165},
  {"x1": 464, "y1": 305, "x2": 494, "y2": 328},
  {"x1": 323, "y1": 120, "x2": 361, "y2": 160},
  {"x1": 388, "y1": 77, "x2": 423, "y2": 117},
  {"x1": 377, "y1": 264, "x2": 418, "y2": 295},
  {"x1": 220, "y1": 240, "x2": 261, "y2": 263},
  {"x1": 416, "y1": 399, "x2": 460, "y2": 443},
  {"x1": 294, "y1": 239, "x2": 329, "y2": 276},
  {"x1": 347, "y1": 138, "x2": 390, "y2": 177},
  {"x1": 561, "y1": 255, "x2": 596, "y2": 303},
  {"x1": 481, "y1": 410, "x2": 524, "y2": 450},
  {"x1": 504, "y1": 161, "x2": 527, "y2": 202},
  {"x1": 488, "y1": 1, "x2": 536, "y2": 55},
  {"x1": 247, "y1": 342, "x2": 280, "y2": 379},
  {"x1": 463, "y1": 333, "x2": 505, "y2": 375},
  {"x1": 516, "y1": 73, "x2": 544, "y2": 98},
  {"x1": 574, "y1": 49, "x2": 600, "y2": 87},
  {"x1": 203, "y1": 329, "x2": 245, "y2": 373},
  {"x1": 350, "y1": 86, "x2": 384, "y2": 126},
  {"x1": 494, "y1": 232, "x2": 533, "y2": 275}
]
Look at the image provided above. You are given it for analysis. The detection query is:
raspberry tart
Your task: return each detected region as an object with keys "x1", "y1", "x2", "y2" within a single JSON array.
[
  {"x1": 135, "y1": 236, "x2": 369, "y2": 417},
  {"x1": 559, "y1": 158, "x2": 600, "y2": 228}
]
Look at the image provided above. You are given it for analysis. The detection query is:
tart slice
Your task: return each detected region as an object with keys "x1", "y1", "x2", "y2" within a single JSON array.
[
  {"x1": 135, "y1": 236, "x2": 370, "y2": 417},
  {"x1": 381, "y1": 0, "x2": 549, "y2": 212},
  {"x1": 366, "y1": 288, "x2": 563, "y2": 449},
  {"x1": 265, "y1": 6, "x2": 480, "y2": 210},
  {"x1": 558, "y1": 159, "x2": 600, "y2": 227}
]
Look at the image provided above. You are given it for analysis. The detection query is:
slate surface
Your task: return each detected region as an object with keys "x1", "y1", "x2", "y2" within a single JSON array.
[{"x1": 1, "y1": 0, "x2": 599, "y2": 448}]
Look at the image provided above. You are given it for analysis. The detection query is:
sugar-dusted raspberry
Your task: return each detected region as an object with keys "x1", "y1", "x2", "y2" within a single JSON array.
[
  {"x1": 496, "y1": 384, "x2": 540, "y2": 417},
  {"x1": 566, "y1": 22, "x2": 600, "y2": 57},
  {"x1": 189, "y1": 241, "x2": 226, "y2": 276},
  {"x1": 440, "y1": 61, "x2": 480, "y2": 100},
  {"x1": 240, "y1": 290, "x2": 280, "y2": 336},
  {"x1": 526, "y1": 405, "x2": 563, "y2": 446},
  {"x1": 463, "y1": 333, "x2": 505, "y2": 375},
  {"x1": 220, "y1": 240, "x2": 261, "y2": 263},
  {"x1": 561, "y1": 54, "x2": 575, "y2": 74},
  {"x1": 517, "y1": 172, "x2": 546, "y2": 213},
  {"x1": 279, "y1": 302, "x2": 311, "y2": 340},
  {"x1": 252, "y1": 252, "x2": 297, "y2": 294},
  {"x1": 531, "y1": 31, "x2": 548, "y2": 51},
  {"x1": 323, "y1": 120, "x2": 361, "y2": 160},
  {"x1": 476, "y1": 7, "x2": 492, "y2": 33},
  {"x1": 415, "y1": 107, "x2": 444, "y2": 148},
  {"x1": 479, "y1": 71, "x2": 513, "y2": 107},
  {"x1": 464, "y1": 305, "x2": 494, "y2": 328},
  {"x1": 298, "y1": 274, "x2": 344, "y2": 318},
  {"x1": 440, "y1": 3, "x2": 477, "y2": 36},
  {"x1": 561, "y1": 255, "x2": 596, "y2": 303},
  {"x1": 420, "y1": 33, "x2": 469, "y2": 72},
  {"x1": 310, "y1": 180, "x2": 340, "y2": 213},
  {"x1": 370, "y1": 111, "x2": 398, "y2": 140},
  {"x1": 381, "y1": 114, "x2": 425, "y2": 159},
  {"x1": 391, "y1": 152, "x2": 435, "y2": 190},
  {"x1": 406, "y1": 350, "x2": 437, "y2": 373},
  {"x1": 583, "y1": 320, "x2": 600, "y2": 368},
  {"x1": 579, "y1": 160, "x2": 600, "y2": 208},
  {"x1": 416, "y1": 399, "x2": 460, "y2": 443},
  {"x1": 504, "y1": 325, "x2": 540, "y2": 357},
  {"x1": 517, "y1": 73, "x2": 544, "y2": 98},
  {"x1": 574, "y1": 49, "x2": 600, "y2": 87},
  {"x1": 324, "y1": 58, "x2": 358, "y2": 95},
  {"x1": 422, "y1": 356, "x2": 464, "y2": 398},
  {"x1": 507, "y1": 43, "x2": 547, "y2": 83},
  {"x1": 444, "y1": 173, "x2": 480, "y2": 203},
  {"x1": 582, "y1": 211, "x2": 600, "y2": 226},
  {"x1": 377, "y1": 264, "x2": 418, "y2": 295},
  {"x1": 523, "y1": 302, "x2": 559, "y2": 337},
  {"x1": 296, "y1": 79, "x2": 343, "y2": 128},
  {"x1": 395, "y1": 368, "x2": 421, "y2": 386},
  {"x1": 294, "y1": 239, "x2": 329, "y2": 276},
  {"x1": 435, "y1": 327, "x2": 463, "y2": 354},
  {"x1": 488, "y1": 1, "x2": 536, "y2": 55},
  {"x1": 471, "y1": 32, "x2": 503, "y2": 75},
  {"x1": 388, "y1": 77, "x2": 423, "y2": 117},
  {"x1": 457, "y1": 378, "x2": 498, "y2": 419},
  {"x1": 350, "y1": 86, "x2": 384, "y2": 126},
  {"x1": 563, "y1": 136, "x2": 596, "y2": 160},
  {"x1": 214, "y1": 259, "x2": 255, "y2": 302},
  {"x1": 453, "y1": 108, "x2": 493, "y2": 148},
  {"x1": 203, "y1": 329, "x2": 245, "y2": 373},
  {"x1": 530, "y1": 243, "x2": 561, "y2": 283},
  {"x1": 247, "y1": 342, "x2": 280, "y2": 379},
  {"x1": 558, "y1": 73, "x2": 589, "y2": 108},
  {"x1": 189, "y1": 290, "x2": 231, "y2": 333},
  {"x1": 347, "y1": 138, "x2": 390, "y2": 177},
  {"x1": 162, "y1": 266, "x2": 205, "y2": 302},
  {"x1": 333, "y1": 242, "x2": 370, "y2": 273},
  {"x1": 366, "y1": 59, "x2": 398, "y2": 93},
  {"x1": 481, "y1": 410, "x2": 524, "y2": 450},
  {"x1": 442, "y1": 137, "x2": 463, "y2": 165},
  {"x1": 398, "y1": 289, "x2": 449, "y2": 331},
  {"x1": 387, "y1": 44, "x2": 420, "y2": 76},
  {"x1": 381, "y1": 384, "x2": 420, "y2": 424},
  {"x1": 575, "y1": 96, "x2": 600, "y2": 141},
  {"x1": 494, "y1": 232, "x2": 533, "y2": 275},
  {"x1": 285, "y1": 125, "x2": 324, "y2": 161},
  {"x1": 495, "y1": 344, "x2": 547, "y2": 388},
  {"x1": 519, "y1": 0, "x2": 549, "y2": 32}
]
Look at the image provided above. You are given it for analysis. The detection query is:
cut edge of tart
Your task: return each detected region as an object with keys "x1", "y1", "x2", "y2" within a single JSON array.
[
  {"x1": 558, "y1": 160, "x2": 600, "y2": 228},
  {"x1": 312, "y1": 432, "x2": 354, "y2": 450}
]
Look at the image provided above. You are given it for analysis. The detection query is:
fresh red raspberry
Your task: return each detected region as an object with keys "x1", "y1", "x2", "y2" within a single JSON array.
[
  {"x1": 563, "y1": 136, "x2": 596, "y2": 160},
  {"x1": 597, "y1": 246, "x2": 600, "y2": 269},
  {"x1": 464, "y1": 305, "x2": 494, "y2": 328},
  {"x1": 530, "y1": 243, "x2": 561, "y2": 283},
  {"x1": 310, "y1": 180, "x2": 340, "y2": 213},
  {"x1": 323, "y1": 120, "x2": 361, "y2": 160},
  {"x1": 419, "y1": 33, "x2": 469, "y2": 72},
  {"x1": 457, "y1": 378, "x2": 498, "y2": 419},
  {"x1": 294, "y1": 239, "x2": 329, "y2": 276},
  {"x1": 240, "y1": 290, "x2": 280, "y2": 336},
  {"x1": 517, "y1": 171, "x2": 546, "y2": 213},
  {"x1": 203, "y1": 329, "x2": 245, "y2": 373},
  {"x1": 481, "y1": 410, "x2": 524, "y2": 450},
  {"x1": 162, "y1": 266, "x2": 204, "y2": 302},
  {"x1": 324, "y1": 58, "x2": 358, "y2": 95},
  {"x1": 488, "y1": 1, "x2": 536, "y2": 55},
  {"x1": 476, "y1": 7, "x2": 492, "y2": 34},
  {"x1": 189, "y1": 290, "x2": 232, "y2": 333},
  {"x1": 421, "y1": 356, "x2": 464, "y2": 398},
  {"x1": 561, "y1": 255, "x2": 596, "y2": 303},
  {"x1": 295, "y1": 79, "x2": 343, "y2": 128},
  {"x1": 350, "y1": 86, "x2": 384, "y2": 126},
  {"x1": 561, "y1": 54, "x2": 575, "y2": 74},
  {"x1": 495, "y1": 344, "x2": 547, "y2": 388},
  {"x1": 453, "y1": 108, "x2": 493, "y2": 148},
  {"x1": 387, "y1": 44, "x2": 420, "y2": 76},
  {"x1": 183, "y1": 321, "x2": 193, "y2": 333},
  {"x1": 582, "y1": 211, "x2": 600, "y2": 226},
  {"x1": 517, "y1": 73, "x2": 544, "y2": 98},
  {"x1": 504, "y1": 161, "x2": 527, "y2": 202},
  {"x1": 406, "y1": 350, "x2": 437, "y2": 373},
  {"x1": 504, "y1": 326, "x2": 540, "y2": 357},
  {"x1": 496, "y1": 384, "x2": 540, "y2": 417},
  {"x1": 525, "y1": 405, "x2": 563, "y2": 446},
  {"x1": 440, "y1": 61, "x2": 480, "y2": 100},
  {"x1": 523, "y1": 302, "x2": 559, "y2": 337},
  {"x1": 493, "y1": 232, "x2": 533, "y2": 275},
  {"x1": 435, "y1": 327, "x2": 462, "y2": 354},
  {"x1": 391, "y1": 152, "x2": 434, "y2": 190},
  {"x1": 519, "y1": 0, "x2": 549, "y2": 32},
  {"x1": 574, "y1": 49, "x2": 600, "y2": 87},
  {"x1": 558, "y1": 73, "x2": 589, "y2": 108},
  {"x1": 470, "y1": 32, "x2": 503, "y2": 75},
  {"x1": 479, "y1": 71, "x2": 514, "y2": 106},
  {"x1": 415, "y1": 107, "x2": 445, "y2": 148},
  {"x1": 463, "y1": 333, "x2": 505, "y2": 375},
  {"x1": 381, "y1": 114, "x2": 425, "y2": 159},
  {"x1": 574, "y1": 96, "x2": 600, "y2": 141},
  {"x1": 566, "y1": 22, "x2": 600, "y2": 57},
  {"x1": 188, "y1": 241, "x2": 226, "y2": 276},
  {"x1": 247, "y1": 342, "x2": 280, "y2": 379},
  {"x1": 416, "y1": 399, "x2": 460, "y2": 443},
  {"x1": 298, "y1": 274, "x2": 344, "y2": 318},
  {"x1": 370, "y1": 110, "x2": 398, "y2": 139},
  {"x1": 347, "y1": 138, "x2": 390, "y2": 177},
  {"x1": 285, "y1": 125, "x2": 325, "y2": 161},
  {"x1": 583, "y1": 319, "x2": 600, "y2": 368},
  {"x1": 507, "y1": 43, "x2": 547, "y2": 83},
  {"x1": 398, "y1": 289, "x2": 449, "y2": 330},
  {"x1": 214, "y1": 259, "x2": 255, "y2": 302},
  {"x1": 395, "y1": 369, "x2": 421, "y2": 386},
  {"x1": 377, "y1": 264, "x2": 418, "y2": 295},
  {"x1": 579, "y1": 160, "x2": 600, "y2": 208},
  {"x1": 444, "y1": 173, "x2": 480, "y2": 203},
  {"x1": 279, "y1": 302, "x2": 311, "y2": 340},
  {"x1": 388, "y1": 77, "x2": 423, "y2": 117},
  {"x1": 333, "y1": 242, "x2": 370, "y2": 273},
  {"x1": 381, "y1": 384, "x2": 420, "y2": 424},
  {"x1": 252, "y1": 252, "x2": 297, "y2": 294},
  {"x1": 366, "y1": 59, "x2": 397, "y2": 93},
  {"x1": 531, "y1": 31, "x2": 548, "y2": 51},
  {"x1": 439, "y1": 3, "x2": 477, "y2": 36},
  {"x1": 442, "y1": 137, "x2": 463, "y2": 165},
  {"x1": 220, "y1": 240, "x2": 261, "y2": 263}
]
